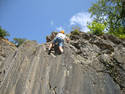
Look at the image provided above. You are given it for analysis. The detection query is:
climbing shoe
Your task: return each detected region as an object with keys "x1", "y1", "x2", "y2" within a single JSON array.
[{"x1": 48, "y1": 49, "x2": 51, "y2": 55}]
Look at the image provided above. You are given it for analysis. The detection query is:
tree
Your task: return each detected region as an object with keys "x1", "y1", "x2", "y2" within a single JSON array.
[
  {"x1": 89, "y1": 0, "x2": 125, "y2": 36},
  {"x1": 0, "y1": 26, "x2": 10, "y2": 38},
  {"x1": 12, "y1": 38, "x2": 26, "y2": 47},
  {"x1": 87, "y1": 21, "x2": 107, "y2": 35}
]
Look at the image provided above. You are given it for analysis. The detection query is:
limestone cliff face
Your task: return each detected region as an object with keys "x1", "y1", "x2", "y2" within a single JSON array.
[
  {"x1": 0, "y1": 38, "x2": 17, "y2": 84},
  {"x1": 0, "y1": 33, "x2": 125, "y2": 94},
  {"x1": 0, "y1": 38, "x2": 16, "y2": 63}
]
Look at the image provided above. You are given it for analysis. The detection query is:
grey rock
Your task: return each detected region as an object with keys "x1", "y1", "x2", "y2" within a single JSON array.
[
  {"x1": 0, "y1": 33, "x2": 125, "y2": 94},
  {"x1": 0, "y1": 38, "x2": 17, "y2": 85}
]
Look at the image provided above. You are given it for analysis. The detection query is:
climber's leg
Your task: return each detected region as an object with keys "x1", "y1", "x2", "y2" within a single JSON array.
[
  {"x1": 48, "y1": 38, "x2": 57, "y2": 54},
  {"x1": 59, "y1": 46, "x2": 63, "y2": 53},
  {"x1": 48, "y1": 43, "x2": 53, "y2": 51},
  {"x1": 48, "y1": 43, "x2": 53, "y2": 54},
  {"x1": 58, "y1": 40, "x2": 64, "y2": 53}
]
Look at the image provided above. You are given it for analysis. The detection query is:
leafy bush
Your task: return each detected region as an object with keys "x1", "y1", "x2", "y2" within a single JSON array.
[
  {"x1": 12, "y1": 38, "x2": 26, "y2": 47},
  {"x1": 71, "y1": 26, "x2": 81, "y2": 35},
  {"x1": 109, "y1": 32, "x2": 125, "y2": 39},
  {"x1": 71, "y1": 29, "x2": 80, "y2": 35},
  {"x1": 0, "y1": 26, "x2": 10, "y2": 38},
  {"x1": 109, "y1": 27, "x2": 125, "y2": 39},
  {"x1": 87, "y1": 21, "x2": 106, "y2": 35},
  {"x1": 118, "y1": 34, "x2": 125, "y2": 39}
]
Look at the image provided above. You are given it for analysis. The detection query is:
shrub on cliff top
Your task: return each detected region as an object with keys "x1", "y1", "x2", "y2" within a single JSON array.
[
  {"x1": 12, "y1": 38, "x2": 26, "y2": 47},
  {"x1": 87, "y1": 21, "x2": 106, "y2": 35},
  {"x1": 71, "y1": 26, "x2": 81, "y2": 35},
  {"x1": 0, "y1": 26, "x2": 10, "y2": 38}
]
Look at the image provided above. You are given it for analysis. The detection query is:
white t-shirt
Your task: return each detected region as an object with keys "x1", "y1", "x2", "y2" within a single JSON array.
[{"x1": 56, "y1": 33, "x2": 67, "y2": 40}]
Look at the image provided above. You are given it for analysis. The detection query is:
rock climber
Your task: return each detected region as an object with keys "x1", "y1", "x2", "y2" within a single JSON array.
[{"x1": 48, "y1": 30, "x2": 69, "y2": 54}]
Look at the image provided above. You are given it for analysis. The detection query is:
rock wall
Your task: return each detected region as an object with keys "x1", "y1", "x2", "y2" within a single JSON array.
[
  {"x1": 0, "y1": 33, "x2": 125, "y2": 94},
  {"x1": 0, "y1": 38, "x2": 17, "y2": 84}
]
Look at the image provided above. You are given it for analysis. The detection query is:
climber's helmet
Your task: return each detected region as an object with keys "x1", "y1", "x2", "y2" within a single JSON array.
[{"x1": 60, "y1": 30, "x2": 65, "y2": 34}]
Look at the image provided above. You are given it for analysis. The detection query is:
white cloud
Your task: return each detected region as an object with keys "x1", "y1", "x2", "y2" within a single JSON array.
[
  {"x1": 70, "y1": 12, "x2": 93, "y2": 32},
  {"x1": 56, "y1": 26, "x2": 64, "y2": 31}
]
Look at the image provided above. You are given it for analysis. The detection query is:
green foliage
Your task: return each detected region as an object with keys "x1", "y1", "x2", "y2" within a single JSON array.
[
  {"x1": 71, "y1": 29, "x2": 80, "y2": 35},
  {"x1": 118, "y1": 34, "x2": 125, "y2": 39},
  {"x1": 12, "y1": 38, "x2": 26, "y2": 47},
  {"x1": 87, "y1": 21, "x2": 106, "y2": 35},
  {"x1": 0, "y1": 26, "x2": 10, "y2": 38},
  {"x1": 108, "y1": 26, "x2": 125, "y2": 39},
  {"x1": 89, "y1": 0, "x2": 125, "y2": 36},
  {"x1": 71, "y1": 26, "x2": 81, "y2": 35}
]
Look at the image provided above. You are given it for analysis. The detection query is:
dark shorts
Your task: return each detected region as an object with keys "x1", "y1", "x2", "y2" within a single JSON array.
[{"x1": 53, "y1": 37, "x2": 64, "y2": 47}]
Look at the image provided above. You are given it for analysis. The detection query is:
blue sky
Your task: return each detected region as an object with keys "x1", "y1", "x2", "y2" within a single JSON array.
[{"x1": 0, "y1": 0, "x2": 96, "y2": 43}]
